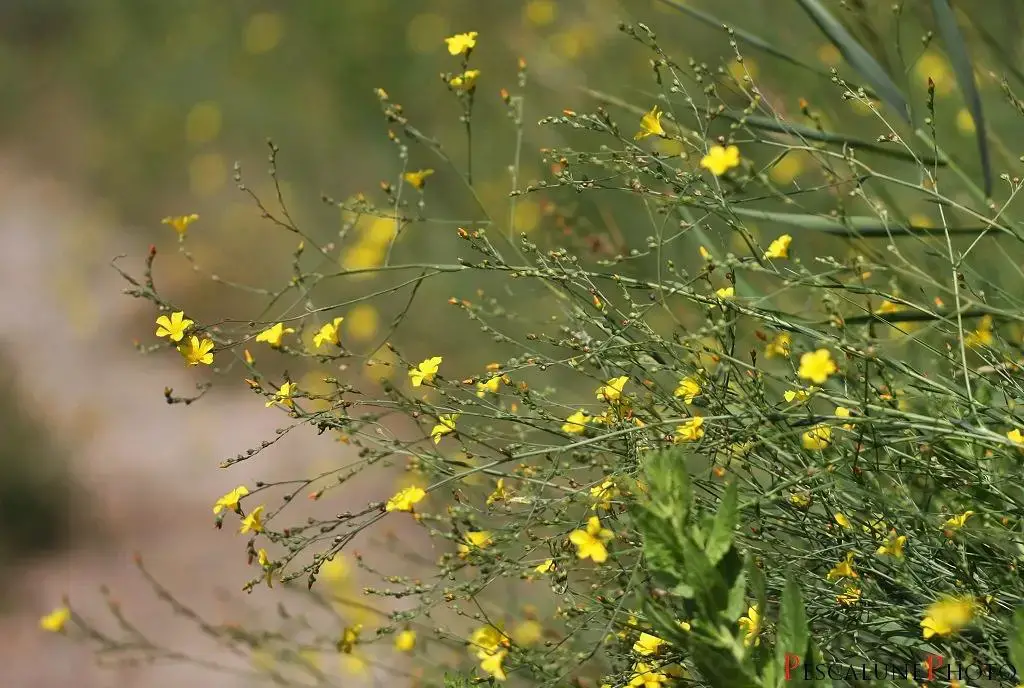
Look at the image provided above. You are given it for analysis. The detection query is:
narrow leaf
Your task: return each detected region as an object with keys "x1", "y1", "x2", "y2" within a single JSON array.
[
  {"x1": 713, "y1": 109, "x2": 947, "y2": 166},
  {"x1": 705, "y1": 481, "x2": 738, "y2": 564},
  {"x1": 776, "y1": 577, "x2": 810, "y2": 668},
  {"x1": 1008, "y1": 607, "x2": 1024, "y2": 675},
  {"x1": 931, "y1": 0, "x2": 992, "y2": 196},
  {"x1": 795, "y1": 0, "x2": 910, "y2": 122},
  {"x1": 655, "y1": 0, "x2": 832, "y2": 77},
  {"x1": 727, "y1": 207, "x2": 1001, "y2": 237}
]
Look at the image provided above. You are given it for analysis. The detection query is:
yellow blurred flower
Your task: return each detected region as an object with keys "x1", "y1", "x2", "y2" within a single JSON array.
[
  {"x1": 450, "y1": 69, "x2": 480, "y2": 90},
  {"x1": 763, "y1": 234, "x2": 792, "y2": 259},
  {"x1": 965, "y1": 315, "x2": 993, "y2": 348},
  {"x1": 632, "y1": 632, "x2": 666, "y2": 657},
  {"x1": 596, "y1": 376, "x2": 629, "y2": 403},
  {"x1": 403, "y1": 169, "x2": 434, "y2": 190},
  {"x1": 876, "y1": 530, "x2": 907, "y2": 558},
  {"x1": 255, "y1": 322, "x2": 295, "y2": 348},
  {"x1": 458, "y1": 530, "x2": 494, "y2": 556},
  {"x1": 313, "y1": 317, "x2": 344, "y2": 349},
  {"x1": 738, "y1": 605, "x2": 760, "y2": 646},
  {"x1": 40, "y1": 606, "x2": 71, "y2": 633},
  {"x1": 798, "y1": 348, "x2": 837, "y2": 384},
  {"x1": 430, "y1": 413, "x2": 459, "y2": 444},
  {"x1": 765, "y1": 332, "x2": 791, "y2": 358},
  {"x1": 674, "y1": 417, "x2": 705, "y2": 442},
  {"x1": 394, "y1": 629, "x2": 417, "y2": 652},
  {"x1": 826, "y1": 551, "x2": 858, "y2": 582},
  {"x1": 700, "y1": 145, "x2": 740, "y2": 176},
  {"x1": 162, "y1": 213, "x2": 199, "y2": 236},
  {"x1": 562, "y1": 409, "x2": 591, "y2": 434},
  {"x1": 673, "y1": 377, "x2": 701, "y2": 404},
  {"x1": 240, "y1": 505, "x2": 265, "y2": 534},
  {"x1": 921, "y1": 596, "x2": 975, "y2": 639},
  {"x1": 386, "y1": 486, "x2": 426, "y2": 512},
  {"x1": 802, "y1": 424, "x2": 832, "y2": 450},
  {"x1": 265, "y1": 381, "x2": 295, "y2": 409}
]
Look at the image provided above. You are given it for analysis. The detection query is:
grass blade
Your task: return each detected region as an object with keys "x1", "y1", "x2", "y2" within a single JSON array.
[
  {"x1": 653, "y1": 0, "x2": 854, "y2": 87},
  {"x1": 715, "y1": 109, "x2": 947, "y2": 166},
  {"x1": 931, "y1": 0, "x2": 992, "y2": 196},
  {"x1": 794, "y1": 0, "x2": 910, "y2": 123},
  {"x1": 726, "y1": 207, "x2": 1000, "y2": 237}
]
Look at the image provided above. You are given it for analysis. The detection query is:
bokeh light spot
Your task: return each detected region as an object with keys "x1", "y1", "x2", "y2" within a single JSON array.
[
  {"x1": 245, "y1": 12, "x2": 284, "y2": 55},
  {"x1": 186, "y1": 102, "x2": 222, "y2": 144}
]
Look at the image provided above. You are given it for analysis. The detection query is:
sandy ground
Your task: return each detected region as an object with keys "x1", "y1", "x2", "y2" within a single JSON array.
[{"x1": 0, "y1": 159, "x2": 421, "y2": 687}]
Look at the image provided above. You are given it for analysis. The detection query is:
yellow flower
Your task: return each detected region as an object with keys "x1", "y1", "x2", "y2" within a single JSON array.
[
  {"x1": 470, "y1": 625, "x2": 508, "y2": 657},
  {"x1": 213, "y1": 485, "x2": 249, "y2": 514},
  {"x1": 784, "y1": 388, "x2": 812, "y2": 404},
  {"x1": 715, "y1": 286, "x2": 734, "y2": 300},
  {"x1": 240, "y1": 505, "x2": 265, "y2": 534},
  {"x1": 826, "y1": 551, "x2": 858, "y2": 582},
  {"x1": 789, "y1": 493, "x2": 811, "y2": 508},
  {"x1": 765, "y1": 332, "x2": 791, "y2": 358},
  {"x1": 738, "y1": 605, "x2": 761, "y2": 646},
  {"x1": 700, "y1": 145, "x2": 741, "y2": 176},
  {"x1": 476, "y1": 376, "x2": 502, "y2": 397},
  {"x1": 430, "y1": 413, "x2": 459, "y2": 444},
  {"x1": 162, "y1": 213, "x2": 199, "y2": 236},
  {"x1": 942, "y1": 511, "x2": 974, "y2": 535},
  {"x1": 449, "y1": 69, "x2": 480, "y2": 90},
  {"x1": 798, "y1": 348, "x2": 837, "y2": 384},
  {"x1": 255, "y1": 322, "x2": 295, "y2": 348},
  {"x1": 965, "y1": 315, "x2": 993, "y2": 348},
  {"x1": 339, "y1": 624, "x2": 362, "y2": 653},
  {"x1": 674, "y1": 377, "x2": 701, "y2": 404},
  {"x1": 876, "y1": 530, "x2": 907, "y2": 558},
  {"x1": 40, "y1": 606, "x2": 71, "y2": 632},
  {"x1": 512, "y1": 619, "x2": 543, "y2": 646},
  {"x1": 445, "y1": 31, "x2": 478, "y2": 55},
  {"x1": 486, "y1": 478, "x2": 508, "y2": 505},
  {"x1": 478, "y1": 649, "x2": 507, "y2": 681},
  {"x1": 629, "y1": 662, "x2": 670, "y2": 687},
  {"x1": 836, "y1": 584, "x2": 861, "y2": 606},
  {"x1": 312, "y1": 317, "x2": 344, "y2": 349},
  {"x1": 403, "y1": 169, "x2": 434, "y2": 190},
  {"x1": 265, "y1": 381, "x2": 296, "y2": 409},
  {"x1": 835, "y1": 406, "x2": 854, "y2": 430},
  {"x1": 458, "y1": 530, "x2": 494, "y2": 556},
  {"x1": 589, "y1": 479, "x2": 619, "y2": 510},
  {"x1": 155, "y1": 311, "x2": 194, "y2": 342},
  {"x1": 1008, "y1": 428, "x2": 1024, "y2": 446},
  {"x1": 596, "y1": 376, "x2": 629, "y2": 402},
  {"x1": 534, "y1": 558, "x2": 555, "y2": 574},
  {"x1": 569, "y1": 515, "x2": 613, "y2": 563},
  {"x1": 386, "y1": 486, "x2": 426, "y2": 512},
  {"x1": 634, "y1": 106, "x2": 666, "y2": 140},
  {"x1": 763, "y1": 234, "x2": 792, "y2": 259},
  {"x1": 562, "y1": 409, "x2": 591, "y2": 434},
  {"x1": 409, "y1": 356, "x2": 443, "y2": 387},
  {"x1": 921, "y1": 596, "x2": 975, "y2": 639},
  {"x1": 674, "y1": 416, "x2": 705, "y2": 442},
  {"x1": 178, "y1": 335, "x2": 215, "y2": 366},
  {"x1": 834, "y1": 513, "x2": 852, "y2": 529},
  {"x1": 394, "y1": 629, "x2": 416, "y2": 652},
  {"x1": 632, "y1": 632, "x2": 666, "y2": 656},
  {"x1": 802, "y1": 424, "x2": 832, "y2": 450},
  {"x1": 699, "y1": 245, "x2": 712, "y2": 260}
]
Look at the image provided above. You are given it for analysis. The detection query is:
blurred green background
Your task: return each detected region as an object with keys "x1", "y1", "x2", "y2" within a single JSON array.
[{"x1": 3, "y1": 0, "x2": 1022, "y2": 684}]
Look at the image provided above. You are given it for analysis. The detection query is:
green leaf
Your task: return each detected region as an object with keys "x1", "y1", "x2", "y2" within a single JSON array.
[
  {"x1": 690, "y1": 640, "x2": 762, "y2": 688},
  {"x1": 726, "y1": 207, "x2": 1002, "y2": 237},
  {"x1": 634, "y1": 509, "x2": 687, "y2": 592},
  {"x1": 931, "y1": 0, "x2": 992, "y2": 196},
  {"x1": 681, "y1": 535, "x2": 730, "y2": 617},
  {"x1": 794, "y1": 0, "x2": 910, "y2": 122},
  {"x1": 775, "y1": 577, "x2": 810, "y2": 670},
  {"x1": 654, "y1": 0, "x2": 833, "y2": 78},
  {"x1": 706, "y1": 481, "x2": 738, "y2": 564},
  {"x1": 714, "y1": 109, "x2": 946, "y2": 166},
  {"x1": 443, "y1": 672, "x2": 474, "y2": 688},
  {"x1": 746, "y1": 554, "x2": 767, "y2": 620},
  {"x1": 1008, "y1": 607, "x2": 1024, "y2": 674},
  {"x1": 641, "y1": 448, "x2": 693, "y2": 522}
]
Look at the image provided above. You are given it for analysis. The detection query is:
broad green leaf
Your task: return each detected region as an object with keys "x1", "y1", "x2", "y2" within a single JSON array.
[
  {"x1": 680, "y1": 536, "x2": 729, "y2": 617},
  {"x1": 746, "y1": 554, "x2": 767, "y2": 621},
  {"x1": 691, "y1": 640, "x2": 762, "y2": 688},
  {"x1": 706, "y1": 481, "x2": 739, "y2": 565},
  {"x1": 931, "y1": 0, "x2": 992, "y2": 196},
  {"x1": 795, "y1": 0, "x2": 910, "y2": 122},
  {"x1": 1008, "y1": 607, "x2": 1024, "y2": 675},
  {"x1": 775, "y1": 578, "x2": 810, "y2": 671},
  {"x1": 634, "y1": 509, "x2": 687, "y2": 591},
  {"x1": 641, "y1": 448, "x2": 693, "y2": 522}
]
